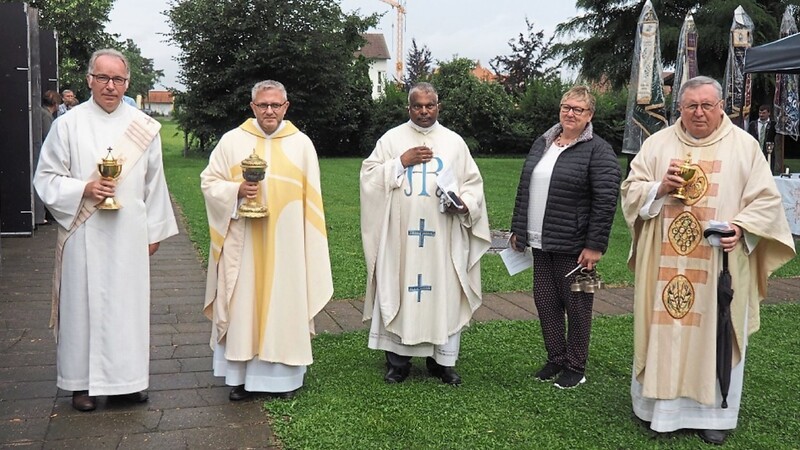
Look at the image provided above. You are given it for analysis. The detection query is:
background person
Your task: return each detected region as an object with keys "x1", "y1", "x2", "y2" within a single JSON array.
[
  {"x1": 509, "y1": 85, "x2": 620, "y2": 389},
  {"x1": 34, "y1": 48, "x2": 178, "y2": 412},
  {"x1": 360, "y1": 82, "x2": 491, "y2": 386},
  {"x1": 747, "y1": 104, "x2": 777, "y2": 173},
  {"x1": 201, "y1": 80, "x2": 333, "y2": 401},
  {"x1": 621, "y1": 76, "x2": 794, "y2": 445}
]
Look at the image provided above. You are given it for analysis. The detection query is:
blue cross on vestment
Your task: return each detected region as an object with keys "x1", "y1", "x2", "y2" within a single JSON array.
[
  {"x1": 408, "y1": 218, "x2": 436, "y2": 247},
  {"x1": 408, "y1": 273, "x2": 432, "y2": 302}
]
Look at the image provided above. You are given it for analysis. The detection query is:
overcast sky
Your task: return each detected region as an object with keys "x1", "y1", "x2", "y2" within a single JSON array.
[{"x1": 107, "y1": 0, "x2": 580, "y2": 91}]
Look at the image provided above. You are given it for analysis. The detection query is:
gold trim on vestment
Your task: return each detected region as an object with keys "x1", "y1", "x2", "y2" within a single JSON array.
[
  {"x1": 662, "y1": 274, "x2": 695, "y2": 319},
  {"x1": 680, "y1": 164, "x2": 707, "y2": 206},
  {"x1": 667, "y1": 211, "x2": 702, "y2": 255}
]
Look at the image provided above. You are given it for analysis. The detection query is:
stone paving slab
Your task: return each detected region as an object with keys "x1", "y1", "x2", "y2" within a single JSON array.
[{"x1": 2, "y1": 204, "x2": 798, "y2": 449}]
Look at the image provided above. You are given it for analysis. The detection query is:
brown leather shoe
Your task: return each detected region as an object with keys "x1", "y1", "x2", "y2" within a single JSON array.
[
  {"x1": 229, "y1": 385, "x2": 251, "y2": 401},
  {"x1": 71, "y1": 390, "x2": 96, "y2": 412}
]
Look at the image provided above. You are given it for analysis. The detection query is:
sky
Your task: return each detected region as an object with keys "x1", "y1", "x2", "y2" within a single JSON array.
[{"x1": 107, "y1": 0, "x2": 580, "y2": 91}]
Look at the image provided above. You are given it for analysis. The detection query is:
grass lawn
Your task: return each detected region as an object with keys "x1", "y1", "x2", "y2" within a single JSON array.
[
  {"x1": 159, "y1": 119, "x2": 800, "y2": 299},
  {"x1": 263, "y1": 304, "x2": 800, "y2": 449},
  {"x1": 159, "y1": 119, "x2": 800, "y2": 449}
]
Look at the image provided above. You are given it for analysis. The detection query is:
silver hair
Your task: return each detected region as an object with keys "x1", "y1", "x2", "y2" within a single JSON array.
[
  {"x1": 87, "y1": 48, "x2": 130, "y2": 77},
  {"x1": 678, "y1": 76, "x2": 723, "y2": 104},
  {"x1": 251, "y1": 80, "x2": 288, "y2": 102},
  {"x1": 408, "y1": 82, "x2": 438, "y2": 104}
]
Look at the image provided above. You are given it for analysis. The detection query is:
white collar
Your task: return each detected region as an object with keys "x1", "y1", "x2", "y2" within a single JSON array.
[{"x1": 406, "y1": 120, "x2": 439, "y2": 135}]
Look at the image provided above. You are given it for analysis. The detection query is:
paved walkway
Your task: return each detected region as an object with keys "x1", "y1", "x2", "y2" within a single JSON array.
[{"x1": 2, "y1": 206, "x2": 799, "y2": 448}]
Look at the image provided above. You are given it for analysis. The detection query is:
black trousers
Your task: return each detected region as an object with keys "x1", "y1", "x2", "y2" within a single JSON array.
[{"x1": 531, "y1": 249, "x2": 594, "y2": 373}]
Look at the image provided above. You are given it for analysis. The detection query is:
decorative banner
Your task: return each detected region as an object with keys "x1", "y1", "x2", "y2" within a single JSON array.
[
  {"x1": 774, "y1": 8, "x2": 799, "y2": 139},
  {"x1": 723, "y1": 6, "x2": 753, "y2": 129},
  {"x1": 670, "y1": 13, "x2": 699, "y2": 125},
  {"x1": 622, "y1": 0, "x2": 668, "y2": 155}
]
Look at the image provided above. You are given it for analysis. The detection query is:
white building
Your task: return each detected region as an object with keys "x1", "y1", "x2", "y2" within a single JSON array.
[
  {"x1": 143, "y1": 90, "x2": 174, "y2": 116},
  {"x1": 355, "y1": 33, "x2": 391, "y2": 99}
]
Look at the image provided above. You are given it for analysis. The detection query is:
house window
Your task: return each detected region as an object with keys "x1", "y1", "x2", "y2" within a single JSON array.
[{"x1": 377, "y1": 71, "x2": 386, "y2": 94}]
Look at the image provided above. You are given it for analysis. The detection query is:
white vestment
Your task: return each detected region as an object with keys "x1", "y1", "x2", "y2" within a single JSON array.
[
  {"x1": 33, "y1": 100, "x2": 178, "y2": 396},
  {"x1": 360, "y1": 121, "x2": 491, "y2": 363},
  {"x1": 201, "y1": 119, "x2": 333, "y2": 392}
]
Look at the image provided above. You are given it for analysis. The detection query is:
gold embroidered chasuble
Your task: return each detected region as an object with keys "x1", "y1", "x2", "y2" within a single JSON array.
[
  {"x1": 621, "y1": 115, "x2": 794, "y2": 405},
  {"x1": 201, "y1": 120, "x2": 333, "y2": 366}
]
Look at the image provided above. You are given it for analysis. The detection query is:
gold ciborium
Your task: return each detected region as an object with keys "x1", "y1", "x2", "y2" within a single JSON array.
[
  {"x1": 238, "y1": 152, "x2": 269, "y2": 218},
  {"x1": 96, "y1": 147, "x2": 122, "y2": 210},
  {"x1": 671, "y1": 159, "x2": 697, "y2": 200}
]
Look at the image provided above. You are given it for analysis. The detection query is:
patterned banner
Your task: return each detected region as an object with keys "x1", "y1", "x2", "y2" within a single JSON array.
[
  {"x1": 670, "y1": 14, "x2": 699, "y2": 124},
  {"x1": 775, "y1": 8, "x2": 799, "y2": 139},
  {"x1": 622, "y1": 0, "x2": 668, "y2": 155},
  {"x1": 723, "y1": 7, "x2": 753, "y2": 129}
]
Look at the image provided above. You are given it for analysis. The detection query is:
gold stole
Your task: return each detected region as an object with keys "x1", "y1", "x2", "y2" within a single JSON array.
[{"x1": 50, "y1": 115, "x2": 161, "y2": 338}]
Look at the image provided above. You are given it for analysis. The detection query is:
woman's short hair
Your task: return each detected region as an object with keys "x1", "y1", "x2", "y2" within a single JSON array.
[{"x1": 561, "y1": 85, "x2": 596, "y2": 112}]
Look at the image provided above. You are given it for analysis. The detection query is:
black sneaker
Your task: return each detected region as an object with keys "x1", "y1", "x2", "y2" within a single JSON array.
[
  {"x1": 534, "y1": 362, "x2": 563, "y2": 382},
  {"x1": 554, "y1": 369, "x2": 586, "y2": 389}
]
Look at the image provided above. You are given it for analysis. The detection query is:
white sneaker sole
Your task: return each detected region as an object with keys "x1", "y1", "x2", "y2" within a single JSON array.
[{"x1": 554, "y1": 376, "x2": 586, "y2": 389}]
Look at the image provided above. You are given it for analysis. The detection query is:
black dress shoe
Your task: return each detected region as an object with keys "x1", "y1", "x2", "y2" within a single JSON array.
[
  {"x1": 426, "y1": 357, "x2": 462, "y2": 385},
  {"x1": 229, "y1": 385, "x2": 252, "y2": 401},
  {"x1": 72, "y1": 390, "x2": 96, "y2": 412},
  {"x1": 266, "y1": 388, "x2": 298, "y2": 400},
  {"x1": 113, "y1": 391, "x2": 149, "y2": 403},
  {"x1": 699, "y1": 429, "x2": 728, "y2": 445},
  {"x1": 384, "y1": 362, "x2": 411, "y2": 383}
]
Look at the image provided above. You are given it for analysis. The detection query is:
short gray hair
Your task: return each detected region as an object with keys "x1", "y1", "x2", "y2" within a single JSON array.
[
  {"x1": 408, "y1": 82, "x2": 438, "y2": 104},
  {"x1": 87, "y1": 48, "x2": 130, "y2": 77},
  {"x1": 251, "y1": 80, "x2": 288, "y2": 102},
  {"x1": 678, "y1": 76, "x2": 723, "y2": 104}
]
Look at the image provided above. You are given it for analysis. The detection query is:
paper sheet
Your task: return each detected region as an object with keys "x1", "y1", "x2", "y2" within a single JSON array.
[{"x1": 500, "y1": 247, "x2": 533, "y2": 276}]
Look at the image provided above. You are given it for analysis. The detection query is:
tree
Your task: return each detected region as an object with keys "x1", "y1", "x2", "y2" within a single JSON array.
[
  {"x1": 29, "y1": 0, "x2": 116, "y2": 99},
  {"x1": 432, "y1": 58, "x2": 528, "y2": 154},
  {"x1": 490, "y1": 18, "x2": 560, "y2": 94},
  {"x1": 404, "y1": 38, "x2": 433, "y2": 86},
  {"x1": 114, "y1": 38, "x2": 163, "y2": 100},
  {"x1": 554, "y1": 0, "x2": 800, "y2": 90},
  {"x1": 166, "y1": 0, "x2": 379, "y2": 154}
]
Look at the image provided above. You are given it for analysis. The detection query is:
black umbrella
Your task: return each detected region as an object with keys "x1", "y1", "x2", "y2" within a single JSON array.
[{"x1": 704, "y1": 227, "x2": 737, "y2": 408}]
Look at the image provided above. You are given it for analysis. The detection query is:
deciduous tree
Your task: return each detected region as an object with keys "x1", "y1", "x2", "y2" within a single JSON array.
[{"x1": 490, "y1": 18, "x2": 560, "y2": 95}]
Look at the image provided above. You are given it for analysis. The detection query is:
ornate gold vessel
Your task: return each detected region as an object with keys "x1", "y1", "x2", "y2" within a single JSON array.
[
  {"x1": 96, "y1": 147, "x2": 122, "y2": 210},
  {"x1": 238, "y1": 152, "x2": 269, "y2": 218}
]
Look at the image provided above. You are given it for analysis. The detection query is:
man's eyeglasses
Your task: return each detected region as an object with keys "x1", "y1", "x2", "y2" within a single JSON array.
[
  {"x1": 90, "y1": 74, "x2": 128, "y2": 86},
  {"x1": 253, "y1": 102, "x2": 287, "y2": 111},
  {"x1": 680, "y1": 100, "x2": 722, "y2": 113},
  {"x1": 560, "y1": 104, "x2": 588, "y2": 116},
  {"x1": 410, "y1": 103, "x2": 438, "y2": 112}
]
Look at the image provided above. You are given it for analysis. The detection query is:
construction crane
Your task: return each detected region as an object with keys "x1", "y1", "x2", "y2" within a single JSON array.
[{"x1": 378, "y1": 0, "x2": 406, "y2": 81}]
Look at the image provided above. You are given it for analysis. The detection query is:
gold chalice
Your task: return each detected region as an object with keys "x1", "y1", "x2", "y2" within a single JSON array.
[
  {"x1": 671, "y1": 159, "x2": 697, "y2": 200},
  {"x1": 96, "y1": 147, "x2": 122, "y2": 210},
  {"x1": 238, "y1": 152, "x2": 269, "y2": 218}
]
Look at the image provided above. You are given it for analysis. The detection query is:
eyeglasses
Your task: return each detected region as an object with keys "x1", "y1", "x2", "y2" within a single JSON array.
[
  {"x1": 90, "y1": 74, "x2": 128, "y2": 86},
  {"x1": 410, "y1": 103, "x2": 438, "y2": 112},
  {"x1": 680, "y1": 100, "x2": 722, "y2": 113},
  {"x1": 253, "y1": 102, "x2": 287, "y2": 111},
  {"x1": 560, "y1": 104, "x2": 589, "y2": 116}
]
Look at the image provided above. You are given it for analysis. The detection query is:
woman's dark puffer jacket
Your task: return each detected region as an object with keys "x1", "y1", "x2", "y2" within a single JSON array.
[{"x1": 511, "y1": 123, "x2": 621, "y2": 255}]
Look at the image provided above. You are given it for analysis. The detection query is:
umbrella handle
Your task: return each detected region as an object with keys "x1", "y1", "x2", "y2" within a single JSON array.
[{"x1": 703, "y1": 228, "x2": 735, "y2": 270}]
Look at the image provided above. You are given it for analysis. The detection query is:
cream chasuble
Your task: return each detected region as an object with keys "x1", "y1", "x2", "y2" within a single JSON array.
[
  {"x1": 33, "y1": 100, "x2": 178, "y2": 396},
  {"x1": 621, "y1": 115, "x2": 794, "y2": 406},
  {"x1": 201, "y1": 120, "x2": 333, "y2": 366},
  {"x1": 361, "y1": 122, "x2": 491, "y2": 346}
]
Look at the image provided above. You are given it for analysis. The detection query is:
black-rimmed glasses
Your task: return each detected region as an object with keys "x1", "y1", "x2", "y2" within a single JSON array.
[{"x1": 90, "y1": 74, "x2": 128, "y2": 86}]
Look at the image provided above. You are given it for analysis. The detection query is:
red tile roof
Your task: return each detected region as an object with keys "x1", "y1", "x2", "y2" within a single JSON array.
[
  {"x1": 355, "y1": 33, "x2": 390, "y2": 60},
  {"x1": 147, "y1": 90, "x2": 173, "y2": 104}
]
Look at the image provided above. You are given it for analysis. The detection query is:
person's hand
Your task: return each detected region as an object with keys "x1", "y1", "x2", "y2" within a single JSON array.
[
  {"x1": 509, "y1": 234, "x2": 522, "y2": 252},
  {"x1": 577, "y1": 248, "x2": 602, "y2": 271},
  {"x1": 84, "y1": 178, "x2": 116, "y2": 202},
  {"x1": 400, "y1": 146, "x2": 434, "y2": 167},
  {"x1": 720, "y1": 224, "x2": 742, "y2": 253},
  {"x1": 149, "y1": 242, "x2": 160, "y2": 256},
  {"x1": 444, "y1": 192, "x2": 468, "y2": 215},
  {"x1": 656, "y1": 162, "x2": 688, "y2": 199},
  {"x1": 238, "y1": 181, "x2": 259, "y2": 199}
]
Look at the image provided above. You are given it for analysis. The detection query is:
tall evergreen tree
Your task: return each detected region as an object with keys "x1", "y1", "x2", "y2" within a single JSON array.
[
  {"x1": 554, "y1": 0, "x2": 800, "y2": 90},
  {"x1": 403, "y1": 38, "x2": 433, "y2": 86},
  {"x1": 490, "y1": 18, "x2": 559, "y2": 95}
]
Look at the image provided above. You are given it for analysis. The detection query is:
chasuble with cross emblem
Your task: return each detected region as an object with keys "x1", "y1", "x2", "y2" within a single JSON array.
[{"x1": 361, "y1": 121, "x2": 491, "y2": 353}]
